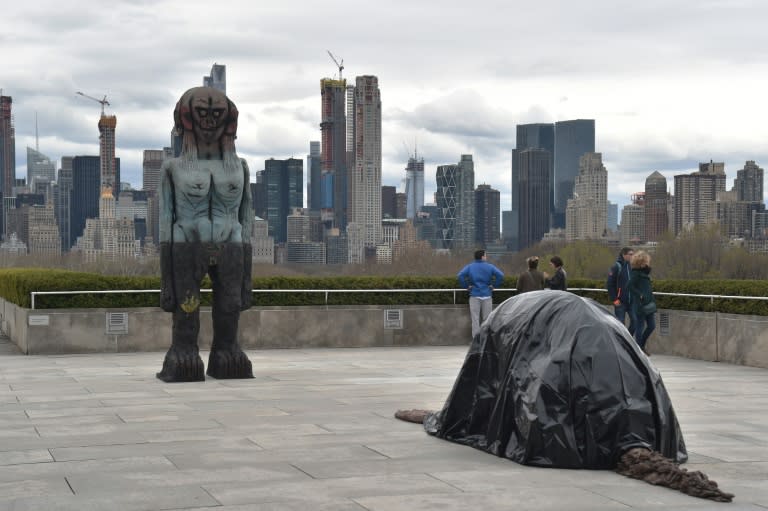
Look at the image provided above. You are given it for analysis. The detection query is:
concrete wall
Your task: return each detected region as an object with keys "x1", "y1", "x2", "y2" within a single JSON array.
[
  {"x1": 715, "y1": 313, "x2": 768, "y2": 368},
  {"x1": 646, "y1": 309, "x2": 768, "y2": 368},
  {"x1": 646, "y1": 310, "x2": 718, "y2": 362},
  {"x1": 2, "y1": 297, "x2": 767, "y2": 369},
  {"x1": 0, "y1": 298, "x2": 473, "y2": 355}
]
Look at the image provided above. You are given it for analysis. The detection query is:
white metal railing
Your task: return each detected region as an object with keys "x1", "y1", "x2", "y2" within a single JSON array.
[
  {"x1": 26, "y1": 287, "x2": 768, "y2": 310},
  {"x1": 573, "y1": 287, "x2": 768, "y2": 303},
  {"x1": 30, "y1": 288, "x2": 516, "y2": 310}
]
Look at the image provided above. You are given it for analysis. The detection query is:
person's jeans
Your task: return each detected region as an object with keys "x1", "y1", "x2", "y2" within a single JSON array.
[
  {"x1": 469, "y1": 297, "x2": 493, "y2": 339},
  {"x1": 614, "y1": 304, "x2": 637, "y2": 335},
  {"x1": 634, "y1": 312, "x2": 656, "y2": 349}
]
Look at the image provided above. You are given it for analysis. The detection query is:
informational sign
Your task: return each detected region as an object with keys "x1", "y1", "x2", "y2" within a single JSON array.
[
  {"x1": 28, "y1": 315, "x2": 50, "y2": 326},
  {"x1": 383, "y1": 309, "x2": 404, "y2": 329},
  {"x1": 106, "y1": 312, "x2": 129, "y2": 334}
]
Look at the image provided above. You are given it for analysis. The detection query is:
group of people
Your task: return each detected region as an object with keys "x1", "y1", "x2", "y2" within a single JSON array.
[
  {"x1": 606, "y1": 247, "x2": 657, "y2": 354},
  {"x1": 457, "y1": 250, "x2": 567, "y2": 338},
  {"x1": 457, "y1": 246, "x2": 657, "y2": 354},
  {"x1": 516, "y1": 255, "x2": 567, "y2": 293}
]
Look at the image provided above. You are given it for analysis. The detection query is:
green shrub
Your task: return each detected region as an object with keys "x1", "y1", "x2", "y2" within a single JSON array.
[{"x1": 2, "y1": 268, "x2": 767, "y2": 315}]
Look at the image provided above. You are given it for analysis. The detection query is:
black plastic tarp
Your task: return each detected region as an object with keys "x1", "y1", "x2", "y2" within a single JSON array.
[{"x1": 424, "y1": 290, "x2": 687, "y2": 469}]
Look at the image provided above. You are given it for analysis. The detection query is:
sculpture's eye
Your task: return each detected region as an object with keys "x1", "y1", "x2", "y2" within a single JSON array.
[
  {"x1": 211, "y1": 109, "x2": 225, "y2": 119},
  {"x1": 196, "y1": 108, "x2": 208, "y2": 118}
]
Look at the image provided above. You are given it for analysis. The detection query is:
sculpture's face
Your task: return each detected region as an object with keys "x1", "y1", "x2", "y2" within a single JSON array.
[{"x1": 190, "y1": 89, "x2": 229, "y2": 145}]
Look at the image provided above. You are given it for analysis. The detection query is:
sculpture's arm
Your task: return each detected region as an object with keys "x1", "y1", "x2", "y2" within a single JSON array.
[
  {"x1": 158, "y1": 160, "x2": 174, "y2": 244},
  {"x1": 159, "y1": 161, "x2": 176, "y2": 312},
  {"x1": 239, "y1": 158, "x2": 253, "y2": 244},
  {"x1": 239, "y1": 158, "x2": 253, "y2": 311}
]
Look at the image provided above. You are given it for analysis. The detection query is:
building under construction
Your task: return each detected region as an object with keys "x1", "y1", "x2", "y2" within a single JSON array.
[
  {"x1": 319, "y1": 78, "x2": 348, "y2": 231},
  {"x1": 98, "y1": 114, "x2": 118, "y2": 197}
]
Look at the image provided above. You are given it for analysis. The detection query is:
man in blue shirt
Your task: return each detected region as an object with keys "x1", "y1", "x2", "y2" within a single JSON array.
[{"x1": 458, "y1": 249, "x2": 505, "y2": 339}]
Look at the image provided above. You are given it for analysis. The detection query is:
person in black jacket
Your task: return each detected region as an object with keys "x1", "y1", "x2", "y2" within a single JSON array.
[
  {"x1": 628, "y1": 250, "x2": 657, "y2": 355},
  {"x1": 544, "y1": 255, "x2": 567, "y2": 291},
  {"x1": 607, "y1": 247, "x2": 636, "y2": 335}
]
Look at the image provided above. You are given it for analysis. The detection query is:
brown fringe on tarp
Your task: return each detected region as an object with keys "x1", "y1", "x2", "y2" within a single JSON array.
[
  {"x1": 395, "y1": 411, "x2": 734, "y2": 502},
  {"x1": 394, "y1": 409, "x2": 432, "y2": 424},
  {"x1": 616, "y1": 448, "x2": 734, "y2": 502}
]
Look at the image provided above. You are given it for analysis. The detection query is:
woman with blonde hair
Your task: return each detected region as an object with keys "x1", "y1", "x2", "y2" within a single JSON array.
[{"x1": 628, "y1": 250, "x2": 656, "y2": 355}]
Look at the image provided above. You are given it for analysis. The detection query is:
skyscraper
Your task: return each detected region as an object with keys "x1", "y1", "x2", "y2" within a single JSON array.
[
  {"x1": 673, "y1": 161, "x2": 726, "y2": 234},
  {"x1": 55, "y1": 156, "x2": 73, "y2": 250},
  {"x1": 620, "y1": 204, "x2": 645, "y2": 246},
  {"x1": 381, "y1": 185, "x2": 396, "y2": 218},
  {"x1": 644, "y1": 171, "x2": 669, "y2": 242},
  {"x1": 28, "y1": 201, "x2": 61, "y2": 256},
  {"x1": 734, "y1": 160, "x2": 764, "y2": 202},
  {"x1": 307, "y1": 141, "x2": 321, "y2": 212},
  {"x1": 264, "y1": 158, "x2": 303, "y2": 243},
  {"x1": 142, "y1": 149, "x2": 165, "y2": 194},
  {"x1": 517, "y1": 148, "x2": 552, "y2": 249},
  {"x1": 251, "y1": 172, "x2": 266, "y2": 220},
  {"x1": 0, "y1": 95, "x2": 14, "y2": 197},
  {"x1": 320, "y1": 77, "x2": 348, "y2": 230},
  {"x1": 395, "y1": 192, "x2": 407, "y2": 219},
  {"x1": 475, "y1": 184, "x2": 500, "y2": 246},
  {"x1": 436, "y1": 155, "x2": 475, "y2": 250},
  {"x1": 436, "y1": 164, "x2": 458, "y2": 250},
  {"x1": 0, "y1": 94, "x2": 15, "y2": 237},
  {"x1": 98, "y1": 114, "x2": 119, "y2": 197},
  {"x1": 716, "y1": 190, "x2": 764, "y2": 238},
  {"x1": 348, "y1": 75, "x2": 382, "y2": 248},
  {"x1": 717, "y1": 161, "x2": 765, "y2": 238},
  {"x1": 26, "y1": 147, "x2": 56, "y2": 197},
  {"x1": 607, "y1": 201, "x2": 619, "y2": 232},
  {"x1": 70, "y1": 156, "x2": 101, "y2": 247},
  {"x1": 455, "y1": 155, "x2": 475, "y2": 249},
  {"x1": 565, "y1": 152, "x2": 607, "y2": 240},
  {"x1": 74, "y1": 183, "x2": 136, "y2": 261},
  {"x1": 345, "y1": 84, "x2": 355, "y2": 157},
  {"x1": 203, "y1": 63, "x2": 226, "y2": 93},
  {"x1": 554, "y1": 119, "x2": 595, "y2": 228},
  {"x1": 404, "y1": 152, "x2": 425, "y2": 219},
  {"x1": 511, "y1": 123, "x2": 554, "y2": 250}
]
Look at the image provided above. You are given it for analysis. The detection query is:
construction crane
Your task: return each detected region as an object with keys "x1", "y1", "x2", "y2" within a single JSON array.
[
  {"x1": 76, "y1": 91, "x2": 110, "y2": 115},
  {"x1": 326, "y1": 50, "x2": 344, "y2": 80}
]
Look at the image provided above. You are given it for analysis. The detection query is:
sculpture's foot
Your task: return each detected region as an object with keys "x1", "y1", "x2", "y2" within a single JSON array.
[
  {"x1": 394, "y1": 409, "x2": 433, "y2": 424},
  {"x1": 206, "y1": 347, "x2": 254, "y2": 379},
  {"x1": 156, "y1": 346, "x2": 205, "y2": 383}
]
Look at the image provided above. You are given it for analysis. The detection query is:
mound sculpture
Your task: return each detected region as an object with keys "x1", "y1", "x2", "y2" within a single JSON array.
[
  {"x1": 156, "y1": 86, "x2": 254, "y2": 383},
  {"x1": 396, "y1": 291, "x2": 733, "y2": 502}
]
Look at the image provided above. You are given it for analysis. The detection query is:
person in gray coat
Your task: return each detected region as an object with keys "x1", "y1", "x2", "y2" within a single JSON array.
[{"x1": 517, "y1": 256, "x2": 545, "y2": 294}]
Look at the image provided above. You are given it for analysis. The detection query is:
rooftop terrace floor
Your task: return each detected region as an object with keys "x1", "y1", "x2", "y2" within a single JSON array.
[{"x1": 0, "y1": 338, "x2": 766, "y2": 510}]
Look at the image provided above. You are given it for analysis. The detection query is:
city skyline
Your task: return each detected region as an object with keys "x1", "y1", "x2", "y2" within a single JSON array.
[{"x1": 4, "y1": 1, "x2": 768, "y2": 212}]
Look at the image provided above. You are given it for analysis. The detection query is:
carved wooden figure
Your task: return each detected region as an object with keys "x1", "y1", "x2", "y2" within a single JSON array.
[{"x1": 157, "y1": 87, "x2": 254, "y2": 382}]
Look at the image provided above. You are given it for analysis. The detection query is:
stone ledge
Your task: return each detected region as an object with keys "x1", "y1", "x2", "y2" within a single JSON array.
[{"x1": 2, "y1": 297, "x2": 766, "y2": 369}]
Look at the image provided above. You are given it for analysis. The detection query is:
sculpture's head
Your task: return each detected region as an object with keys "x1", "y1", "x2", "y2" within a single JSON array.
[{"x1": 174, "y1": 87, "x2": 238, "y2": 146}]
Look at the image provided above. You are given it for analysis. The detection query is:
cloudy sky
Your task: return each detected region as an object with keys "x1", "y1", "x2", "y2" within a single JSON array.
[{"x1": 4, "y1": 0, "x2": 768, "y2": 210}]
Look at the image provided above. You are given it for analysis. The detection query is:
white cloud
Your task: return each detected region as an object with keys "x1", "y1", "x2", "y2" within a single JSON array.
[{"x1": 4, "y1": 0, "x2": 768, "y2": 208}]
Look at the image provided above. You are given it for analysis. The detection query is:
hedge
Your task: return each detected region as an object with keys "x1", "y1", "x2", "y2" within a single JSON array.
[{"x1": 1, "y1": 268, "x2": 767, "y2": 315}]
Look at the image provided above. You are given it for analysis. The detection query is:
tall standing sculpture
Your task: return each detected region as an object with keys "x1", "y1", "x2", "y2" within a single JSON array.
[{"x1": 157, "y1": 86, "x2": 254, "y2": 382}]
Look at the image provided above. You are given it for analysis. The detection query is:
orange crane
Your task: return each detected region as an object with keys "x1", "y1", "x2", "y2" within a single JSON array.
[
  {"x1": 76, "y1": 91, "x2": 110, "y2": 115},
  {"x1": 327, "y1": 50, "x2": 344, "y2": 80}
]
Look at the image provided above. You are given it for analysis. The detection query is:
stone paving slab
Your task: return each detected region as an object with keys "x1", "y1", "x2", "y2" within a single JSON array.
[{"x1": 0, "y1": 340, "x2": 767, "y2": 510}]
